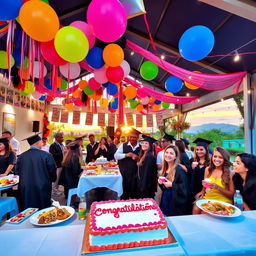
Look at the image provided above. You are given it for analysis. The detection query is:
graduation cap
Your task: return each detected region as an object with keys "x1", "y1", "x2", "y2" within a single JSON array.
[
  {"x1": 181, "y1": 138, "x2": 190, "y2": 145},
  {"x1": 163, "y1": 133, "x2": 176, "y2": 142},
  {"x1": 74, "y1": 135, "x2": 86, "y2": 141},
  {"x1": 0, "y1": 137, "x2": 9, "y2": 143},
  {"x1": 22, "y1": 134, "x2": 42, "y2": 145},
  {"x1": 127, "y1": 128, "x2": 141, "y2": 136},
  {"x1": 69, "y1": 142, "x2": 80, "y2": 150},
  {"x1": 193, "y1": 138, "x2": 212, "y2": 147},
  {"x1": 140, "y1": 134, "x2": 157, "y2": 145}
]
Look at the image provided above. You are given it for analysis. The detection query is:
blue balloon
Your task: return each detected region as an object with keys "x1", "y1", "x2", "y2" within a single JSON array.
[
  {"x1": 39, "y1": 95, "x2": 46, "y2": 101},
  {"x1": 106, "y1": 83, "x2": 118, "y2": 96},
  {"x1": 44, "y1": 79, "x2": 52, "y2": 90},
  {"x1": 111, "y1": 101, "x2": 118, "y2": 109},
  {"x1": 155, "y1": 100, "x2": 161, "y2": 105},
  {"x1": 86, "y1": 47, "x2": 105, "y2": 69},
  {"x1": 102, "y1": 82, "x2": 109, "y2": 88},
  {"x1": 0, "y1": 0, "x2": 23, "y2": 21},
  {"x1": 179, "y1": 25, "x2": 214, "y2": 61},
  {"x1": 165, "y1": 76, "x2": 183, "y2": 93}
]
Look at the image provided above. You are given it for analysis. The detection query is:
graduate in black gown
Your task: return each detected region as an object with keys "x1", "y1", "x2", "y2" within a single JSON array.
[
  {"x1": 94, "y1": 137, "x2": 109, "y2": 159},
  {"x1": 107, "y1": 136, "x2": 117, "y2": 161},
  {"x1": 86, "y1": 134, "x2": 99, "y2": 163},
  {"x1": 158, "y1": 145, "x2": 189, "y2": 216},
  {"x1": 190, "y1": 138, "x2": 211, "y2": 200},
  {"x1": 137, "y1": 135, "x2": 157, "y2": 199},
  {"x1": 233, "y1": 153, "x2": 256, "y2": 210},
  {"x1": 16, "y1": 134, "x2": 56, "y2": 210},
  {"x1": 175, "y1": 140, "x2": 191, "y2": 172},
  {"x1": 114, "y1": 128, "x2": 141, "y2": 199},
  {"x1": 60, "y1": 141, "x2": 83, "y2": 199}
]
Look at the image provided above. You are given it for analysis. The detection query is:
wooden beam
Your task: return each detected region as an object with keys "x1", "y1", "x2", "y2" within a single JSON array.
[
  {"x1": 126, "y1": 28, "x2": 228, "y2": 74},
  {"x1": 199, "y1": 0, "x2": 256, "y2": 23}
]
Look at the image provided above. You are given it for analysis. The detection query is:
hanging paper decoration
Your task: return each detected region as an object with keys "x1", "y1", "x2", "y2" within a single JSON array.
[
  {"x1": 98, "y1": 113, "x2": 105, "y2": 126},
  {"x1": 72, "y1": 111, "x2": 81, "y2": 125},
  {"x1": 126, "y1": 113, "x2": 134, "y2": 126},
  {"x1": 85, "y1": 112, "x2": 93, "y2": 125},
  {"x1": 51, "y1": 107, "x2": 60, "y2": 122},
  {"x1": 146, "y1": 114, "x2": 153, "y2": 127},
  {"x1": 60, "y1": 110, "x2": 69, "y2": 123},
  {"x1": 120, "y1": 0, "x2": 146, "y2": 19},
  {"x1": 108, "y1": 114, "x2": 115, "y2": 127},
  {"x1": 136, "y1": 114, "x2": 142, "y2": 127}
]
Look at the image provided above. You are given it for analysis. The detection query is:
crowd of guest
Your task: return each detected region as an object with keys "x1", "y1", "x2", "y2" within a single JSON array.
[{"x1": 0, "y1": 128, "x2": 256, "y2": 217}]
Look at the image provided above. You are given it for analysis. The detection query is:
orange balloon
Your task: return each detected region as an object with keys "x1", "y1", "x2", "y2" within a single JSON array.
[
  {"x1": 72, "y1": 89, "x2": 82, "y2": 98},
  {"x1": 184, "y1": 71, "x2": 201, "y2": 90},
  {"x1": 65, "y1": 103, "x2": 74, "y2": 111},
  {"x1": 18, "y1": 68, "x2": 30, "y2": 80},
  {"x1": 149, "y1": 97, "x2": 156, "y2": 103},
  {"x1": 136, "y1": 104, "x2": 144, "y2": 112},
  {"x1": 124, "y1": 86, "x2": 137, "y2": 99},
  {"x1": 19, "y1": 0, "x2": 59, "y2": 42},
  {"x1": 103, "y1": 44, "x2": 124, "y2": 67},
  {"x1": 90, "y1": 93, "x2": 101, "y2": 101},
  {"x1": 99, "y1": 98, "x2": 108, "y2": 108},
  {"x1": 78, "y1": 80, "x2": 88, "y2": 90},
  {"x1": 152, "y1": 104, "x2": 161, "y2": 111},
  {"x1": 164, "y1": 92, "x2": 174, "y2": 96}
]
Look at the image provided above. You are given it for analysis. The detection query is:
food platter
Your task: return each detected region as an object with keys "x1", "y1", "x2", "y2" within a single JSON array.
[
  {"x1": 196, "y1": 199, "x2": 242, "y2": 218},
  {"x1": 29, "y1": 206, "x2": 75, "y2": 226},
  {"x1": 7, "y1": 208, "x2": 38, "y2": 224},
  {"x1": 0, "y1": 176, "x2": 19, "y2": 190}
]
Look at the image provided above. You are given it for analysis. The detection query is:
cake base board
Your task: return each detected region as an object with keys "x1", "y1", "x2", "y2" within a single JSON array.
[{"x1": 81, "y1": 215, "x2": 178, "y2": 255}]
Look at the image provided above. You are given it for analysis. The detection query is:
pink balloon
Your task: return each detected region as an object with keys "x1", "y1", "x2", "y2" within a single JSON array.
[
  {"x1": 88, "y1": 77, "x2": 101, "y2": 90},
  {"x1": 141, "y1": 97, "x2": 149, "y2": 105},
  {"x1": 40, "y1": 40, "x2": 67, "y2": 66},
  {"x1": 137, "y1": 88, "x2": 148, "y2": 98},
  {"x1": 70, "y1": 21, "x2": 95, "y2": 49},
  {"x1": 94, "y1": 66, "x2": 108, "y2": 84},
  {"x1": 32, "y1": 91, "x2": 42, "y2": 100},
  {"x1": 59, "y1": 63, "x2": 80, "y2": 79},
  {"x1": 120, "y1": 60, "x2": 130, "y2": 77},
  {"x1": 106, "y1": 66, "x2": 124, "y2": 83},
  {"x1": 33, "y1": 61, "x2": 47, "y2": 78},
  {"x1": 87, "y1": 0, "x2": 127, "y2": 42}
]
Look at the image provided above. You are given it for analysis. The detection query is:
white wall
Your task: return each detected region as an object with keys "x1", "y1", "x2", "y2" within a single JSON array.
[{"x1": 0, "y1": 102, "x2": 44, "y2": 153}]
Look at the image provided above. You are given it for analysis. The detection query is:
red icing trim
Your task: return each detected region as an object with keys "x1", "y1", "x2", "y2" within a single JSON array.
[{"x1": 90, "y1": 199, "x2": 166, "y2": 235}]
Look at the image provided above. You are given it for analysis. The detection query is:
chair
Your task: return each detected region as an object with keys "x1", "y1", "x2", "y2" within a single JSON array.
[
  {"x1": 67, "y1": 188, "x2": 77, "y2": 206},
  {"x1": 0, "y1": 197, "x2": 19, "y2": 223}
]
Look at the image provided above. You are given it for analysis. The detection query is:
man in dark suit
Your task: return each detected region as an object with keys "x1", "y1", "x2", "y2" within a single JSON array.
[
  {"x1": 86, "y1": 134, "x2": 99, "y2": 163},
  {"x1": 16, "y1": 134, "x2": 56, "y2": 210},
  {"x1": 49, "y1": 132, "x2": 64, "y2": 196}
]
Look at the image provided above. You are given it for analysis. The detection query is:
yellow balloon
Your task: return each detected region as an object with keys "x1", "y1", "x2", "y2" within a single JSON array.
[
  {"x1": 164, "y1": 92, "x2": 174, "y2": 96},
  {"x1": 99, "y1": 98, "x2": 108, "y2": 108}
]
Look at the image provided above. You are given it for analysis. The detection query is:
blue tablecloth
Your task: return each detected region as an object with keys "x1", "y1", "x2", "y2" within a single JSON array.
[
  {"x1": 167, "y1": 211, "x2": 256, "y2": 256},
  {"x1": 77, "y1": 173, "x2": 123, "y2": 198}
]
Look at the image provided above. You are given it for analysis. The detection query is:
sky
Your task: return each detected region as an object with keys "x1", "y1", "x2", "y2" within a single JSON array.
[{"x1": 186, "y1": 98, "x2": 243, "y2": 127}]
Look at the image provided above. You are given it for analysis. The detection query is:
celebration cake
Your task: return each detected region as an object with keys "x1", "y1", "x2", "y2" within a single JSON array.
[
  {"x1": 86, "y1": 198, "x2": 170, "y2": 251},
  {"x1": 95, "y1": 156, "x2": 107, "y2": 164}
]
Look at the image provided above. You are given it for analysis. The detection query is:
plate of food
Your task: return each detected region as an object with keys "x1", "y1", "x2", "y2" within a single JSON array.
[
  {"x1": 196, "y1": 199, "x2": 242, "y2": 218},
  {"x1": 29, "y1": 206, "x2": 75, "y2": 226},
  {"x1": 7, "y1": 208, "x2": 38, "y2": 224},
  {"x1": 0, "y1": 176, "x2": 19, "y2": 189}
]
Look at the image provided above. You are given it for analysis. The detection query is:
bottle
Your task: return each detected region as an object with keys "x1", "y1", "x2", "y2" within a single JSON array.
[
  {"x1": 234, "y1": 190, "x2": 243, "y2": 210},
  {"x1": 78, "y1": 195, "x2": 87, "y2": 220}
]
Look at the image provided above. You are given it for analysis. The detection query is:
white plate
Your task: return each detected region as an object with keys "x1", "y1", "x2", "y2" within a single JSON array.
[
  {"x1": 196, "y1": 199, "x2": 242, "y2": 218},
  {"x1": 29, "y1": 206, "x2": 75, "y2": 226},
  {"x1": 0, "y1": 178, "x2": 19, "y2": 189}
]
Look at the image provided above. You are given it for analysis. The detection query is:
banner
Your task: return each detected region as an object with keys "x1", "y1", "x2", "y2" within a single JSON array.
[
  {"x1": 73, "y1": 111, "x2": 81, "y2": 125},
  {"x1": 156, "y1": 113, "x2": 163, "y2": 126},
  {"x1": 85, "y1": 112, "x2": 93, "y2": 126},
  {"x1": 98, "y1": 113, "x2": 105, "y2": 126},
  {"x1": 52, "y1": 107, "x2": 61, "y2": 122},
  {"x1": 136, "y1": 114, "x2": 142, "y2": 127},
  {"x1": 108, "y1": 114, "x2": 115, "y2": 127},
  {"x1": 60, "y1": 110, "x2": 69, "y2": 123},
  {"x1": 126, "y1": 113, "x2": 134, "y2": 126},
  {"x1": 147, "y1": 114, "x2": 153, "y2": 127}
]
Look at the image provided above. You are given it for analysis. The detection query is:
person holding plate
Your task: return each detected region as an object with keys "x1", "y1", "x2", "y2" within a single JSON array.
[
  {"x1": 233, "y1": 153, "x2": 256, "y2": 210},
  {"x1": 193, "y1": 147, "x2": 235, "y2": 214}
]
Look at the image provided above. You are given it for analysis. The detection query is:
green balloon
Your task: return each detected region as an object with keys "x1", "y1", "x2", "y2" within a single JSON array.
[
  {"x1": 16, "y1": 56, "x2": 28, "y2": 69},
  {"x1": 41, "y1": 0, "x2": 49, "y2": 3},
  {"x1": 84, "y1": 86, "x2": 94, "y2": 95},
  {"x1": 162, "y1": 102, "x2": 170, "y2": 109},
  {"x1": 140, "y1": 61, "x2": 158, "y2": 81},
  {"x1": 0, "y1": 51, "x2": 15, "y2": 69},
  {"x1": 130, "y1": 100, "x2": 138, "y2": 109},
  {"x1": 19, "y1": 91, "x2": 28, "y2": 96},
  {"x1": 61, "y1": 79, "x2": 68, "y2": 90}
]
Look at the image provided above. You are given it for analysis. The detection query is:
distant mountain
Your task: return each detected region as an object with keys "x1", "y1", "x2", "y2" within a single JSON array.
[{"x1": 186, "y1": 123, "x2": 240, "y2": 134}]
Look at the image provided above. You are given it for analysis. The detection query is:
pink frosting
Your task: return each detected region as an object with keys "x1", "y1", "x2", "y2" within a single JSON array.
[{"x1": 90, "y1": 199, "x2": 166, "y2": 233}]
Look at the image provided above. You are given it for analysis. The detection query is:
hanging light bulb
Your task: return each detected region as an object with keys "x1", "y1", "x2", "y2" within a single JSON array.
[
  {"x1": 130, "y1": 51, "x2": 135, "y2": 56},
  {"x1": 234, "y1": 51, "x2": 240, "y2": 62},
  {"x1": 160, "y1": 55, "x2": 165, "y2": 60}
]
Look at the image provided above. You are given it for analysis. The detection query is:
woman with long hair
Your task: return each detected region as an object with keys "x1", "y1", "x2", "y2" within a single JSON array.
[
  {"x1": 158, "y1": 145, "x2": 189, "y2": 216},
  {"x1": 136, "y1": 135, "x2": 157, "y2": 199},
  {"x1": 0, "y1": 137, "x2": 16, "y2": 177},
  {"x1": 175, "y1": 139, "x2": 190, "y2": 172},
  {"x1": 233, "y1": 153, "x2": 256, "y2": 210},
  {"x1": 60, "y1": 141, "x2": 83, "y2": 199},
  {"x1": 193, "y1": 147, "x2": 235, "y2": 214},
  {"x1": 94, "y1": 137, "x2": 110, "y2": 160},
  {"x1": 190, "y1": 138, "x2": 211, "y2": 200}
]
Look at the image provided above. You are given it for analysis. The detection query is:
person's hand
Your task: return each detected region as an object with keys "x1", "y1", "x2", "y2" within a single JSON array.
[
  {"x1": 126, "y1": 152, "x2": 133, "y2": 158},
  {"x1": 132, "y1": 154, "x2": 139, "y2": 161},
  {"x1": 192, "y1": 161, "x2": 199, "y2": 169},
  {"x1": 163, "y1": 179, "x2": 172, "y2": 188},
  {"x1": 208, "y1": 182, "x2": 219, "y2": 190},
  {"x1": 0, "y1": 173, "x2": 6, "y2": 177},
  {"x1": 158, "y1": 178, "x2": 163, "y2": 185},
  {"x1": 195, "y1": 191, "x2": 204, "y2": 200}
]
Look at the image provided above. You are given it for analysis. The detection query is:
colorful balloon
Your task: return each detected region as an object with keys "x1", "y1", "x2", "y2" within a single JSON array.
[
  {"x1": 86, "y1": 47, "x2": 104, "y2": 69},
  {"x1": 106, "y1": 83, "x2": 118, "y2": 96},
  {"x1": 78, "y1": 80, "x2": 88, "y2": 90},
  {"x1": 162, "y1": 102, "x2": 170, "y2": 109},
  {"x1": 179, "y1": 25, "x2": 215, "y2": 61},
  {"x1": 94, "y1": 66, "x2": 108, "y2": 84},
  {"x1": 124, "y1": 86, "x2": 137, "y2": 99},
  {"x1": 184, "y1": 71, "x2": 201, "y2": 90},
  {"x1": 59, "y1": 63, "x2": 80, "y2": 79},
  {"x1": 140, "y1": 61, "x2": 158, "y2": 81},
  {"x1": 106, "y1": 66, "x2": 124, "y2": 83},
  {"x1": 120, "y1": 60, "x2": 130, "y2": 77},
  {"x1": 84, "y1": 85, "x2": 94, "y2": 96},
  {"x1": 19, "y1": 0, "x2": 59, "y2": 42},
  {"x1": 99, "y1": 98, "x2": 108, "y2": 108},
  {"x1": 0, "y1": 0, "x2": 22, "y2": 21},
  {"x1": 103, "y1": 44, "x2": 124, "y2": 67},
  {"x1": 33, "y1": 61, "x2": 47, "y2": 78},
  {"x1": 54, "y1": 26, "x2": 89, "y2": 63},
  {"x1": 87, "y1": 0, "x2": 127, "y2": 42},
  {"x1": 88, "y1": 77, "x2": 101, "y2": 90},
  {"x1": 0, "y1": 51, "x2": 15, "y2": 69},
  {"x1": 165, "y1": 76, "x2": 183, "y2": 93}
]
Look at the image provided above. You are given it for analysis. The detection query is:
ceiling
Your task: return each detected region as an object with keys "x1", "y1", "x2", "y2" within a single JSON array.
[{"x1": 2, "y1": 0, "x2": 256, "y2": 98}]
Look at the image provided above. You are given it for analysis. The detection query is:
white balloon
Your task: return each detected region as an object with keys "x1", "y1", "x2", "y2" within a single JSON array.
[
  {"x1": 120, "y1": 60, "x2": 130, "y2": 77},
  {"x1": 33, "y1": 61, "x2": 47, "y2": 78},
  {"x1": 59, "y1": 63, "x2": 80, "y2": 79}
]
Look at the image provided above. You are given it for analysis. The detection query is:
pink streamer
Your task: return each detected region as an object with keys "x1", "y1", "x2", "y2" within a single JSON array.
[
  {"x1": 143, "y1": 14, "x2": 156, "y2": 51},
  {"x1": 118, "y1": 83, "x2": 124, "y2": 125},
  {"x1": 127, "y1": 40, "x2": 246, "y2": 91},
  {"x1": 20, "y1": 31, "x2": 25, "y2": 82}
]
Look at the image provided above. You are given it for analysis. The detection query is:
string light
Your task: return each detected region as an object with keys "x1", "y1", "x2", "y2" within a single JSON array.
[
  {"x1": 248, "y1": 89, "x2": 251, "y2": 94},
  {"x1": 160, "y1": 55, "x2": 165, "y2": 60},
  {"x1": 130, "y1": 51, "x2": 135, "y2": 56},
  {"x1": 188, "y1": 76, "x2": 192, "y2": 80},
  {"x1": 234, "y1": 51, "x2": 240, "y2": 62},
  {"x1": 197, "y1": 99, "x2": 200, "y2": 103},
  {"x1": 221, "y1": 98, "x2": 224, "y2": 102},
  {"x1": 186, "y1": 93, "x2": 190, "y2": 96}
]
